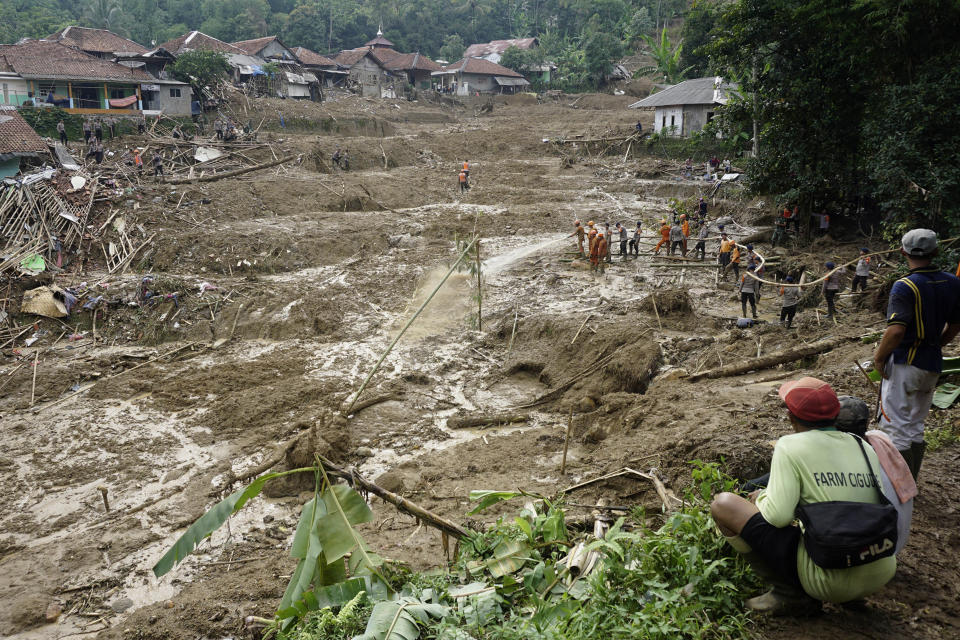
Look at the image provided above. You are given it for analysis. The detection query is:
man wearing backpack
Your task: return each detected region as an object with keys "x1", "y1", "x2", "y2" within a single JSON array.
[{"x1": 710, "y1": 377, "x2": 896, "y2": 615}]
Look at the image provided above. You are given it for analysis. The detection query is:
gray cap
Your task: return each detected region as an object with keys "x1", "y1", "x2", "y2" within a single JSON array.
[
  {"x1": 901, "y1": 228, "x2": 938, "y2": 257},
  {"x1": 836, "y1": 395, "x2": 869, "y2": 432}
]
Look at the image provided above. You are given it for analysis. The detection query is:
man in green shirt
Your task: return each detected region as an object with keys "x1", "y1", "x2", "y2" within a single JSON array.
[{"x1": 711, "y1": 377, "x2": 896, "y2": 615}]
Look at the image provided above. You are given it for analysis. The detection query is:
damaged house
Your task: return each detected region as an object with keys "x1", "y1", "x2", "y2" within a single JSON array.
[
  {"x1": 629, "y1": 76, "x2": 738, "y2": 137},
  {"x1": 431, "y1": 58, "x2": 529, "y2": 95},
  {"x1": 0, "y1": 106, "x2": 48, "y2": 178}
]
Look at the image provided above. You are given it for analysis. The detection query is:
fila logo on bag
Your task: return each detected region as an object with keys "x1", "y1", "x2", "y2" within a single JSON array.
[{"x1": 859, "y1": 538, "x2": 894, "y2": 562}]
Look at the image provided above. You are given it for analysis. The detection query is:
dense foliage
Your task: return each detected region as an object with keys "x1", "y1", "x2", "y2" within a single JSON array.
[
  {"x1": 170, "y1": 50, "x2": 231, "y2": 90},
  {"x1": 706, "y1": 0, "x2": 960, "y2": 244}
]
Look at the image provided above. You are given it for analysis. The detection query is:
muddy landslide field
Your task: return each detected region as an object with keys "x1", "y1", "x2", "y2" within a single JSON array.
[{"x1": 2, "y1": 93, "x2": 958, "y2": 640}]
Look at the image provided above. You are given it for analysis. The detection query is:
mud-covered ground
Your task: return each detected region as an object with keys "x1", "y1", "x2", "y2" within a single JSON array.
[{"x1": 2, "y1": 93, "x2": 958, "y2": 640}]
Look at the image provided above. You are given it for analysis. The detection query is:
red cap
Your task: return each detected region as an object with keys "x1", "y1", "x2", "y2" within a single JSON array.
[{"x1": 778, "y1": 377, "x2": 840, "y2": 422}]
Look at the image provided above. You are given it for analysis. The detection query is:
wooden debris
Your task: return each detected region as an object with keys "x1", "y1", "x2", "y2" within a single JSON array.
[
  {"x1": 447, "y1": 413, "x2": 530, "y2": 429},
  {"x1": 687, "y1": 336, "x2": 850, "y2": 381}
]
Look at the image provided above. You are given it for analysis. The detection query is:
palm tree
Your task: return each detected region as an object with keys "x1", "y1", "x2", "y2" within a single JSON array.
[
  {"x1": 634, "y1": 28, "x2": 694, "y2": 85},
  {"x1": 84, "y1": 0, "x2": 122, "y2": 31}
]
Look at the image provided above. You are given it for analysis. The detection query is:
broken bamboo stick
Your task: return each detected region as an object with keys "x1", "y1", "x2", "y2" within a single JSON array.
[
  {"x1": 561, "y1": 408, "x2": 573, "y2": 474},
  {"x1": 164, "y1": 154, "x2": 299, "y2": 184},
  {"x1": 447, "y1": 413, "x2": 530, "y2": 429}
]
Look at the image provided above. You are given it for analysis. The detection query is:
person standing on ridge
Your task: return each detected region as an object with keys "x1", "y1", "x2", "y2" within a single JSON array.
[{"x1": 873, "y1": 229, "x2": 960, "y2": 479}]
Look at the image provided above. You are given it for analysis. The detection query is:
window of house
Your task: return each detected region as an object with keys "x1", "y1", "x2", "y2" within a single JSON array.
[
  {"x1": 707, "y1": 111, "x2": 715, "y2": 123},
  {"x1": 110, "y1": 88, "x2": 126, "y2": 99},
  {"x1": 169, "y1": 88, "x2": 181, "y2": 98},
  {"x1": 661, "y1": 115, "x2": 666, "y2": 128},
  {"x1": 39, "y1": 82, "x2": 56, "y2": 97},
  {"x1": 670, "y1": 115, "x2": 675, "y2": 127}
]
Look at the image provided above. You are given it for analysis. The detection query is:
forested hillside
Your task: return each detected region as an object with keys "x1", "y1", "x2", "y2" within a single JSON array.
[{"x1": 0, "y1": 0, "x2": 685, "y2": 58}]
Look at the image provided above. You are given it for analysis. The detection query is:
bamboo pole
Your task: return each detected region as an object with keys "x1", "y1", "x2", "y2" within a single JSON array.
[
  {"x1": 561, "y1": 408, "x2": 573, "y2": 474},
  {"x1": 343, "y1": 238, "x2": 478, "y2": 415},
  {"x1": 475, "y1": 239, "x2": 482, "y2": 331},
  {"x1": 29, "y1": 349, "x2": 39, "y2": 406}
]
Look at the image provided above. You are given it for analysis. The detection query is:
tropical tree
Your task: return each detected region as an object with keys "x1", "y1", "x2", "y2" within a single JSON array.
[
  {"x1": 438, "y1": 33, "x2": 465, "y2": 62},
  {"x1": 634, "y1": 27, "x2": 694, "y2": 85},
  {"x1": 171, "y1": 50, "x2": 232, "y2": 91},
  {"x1": 84, "y1": 0, "x2": 122, "y2": 31}
]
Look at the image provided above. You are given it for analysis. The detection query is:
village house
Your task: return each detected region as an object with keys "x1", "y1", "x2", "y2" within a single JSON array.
[
  {"x1": 232, "y1": 36, "x2": 317, "y2": 99},
  {"x1": 0, "y1": 106, "x2": 48, "y2": 178},
  {"x1": 291, "y1": 47, "x2": 345, "y2": 88},
  {"x1": 45, "y1": 26, "x2": 147, "y2": 59},
  {"x1": 334, "y1": 28, "x2": 440, "y2": 97},
  {"x1": 157, "y1": 31, "x2": 265, "y2": 91},
  {"x1": 463, "y1": 37, "x2": 552, "y2": 83},
  {"x1": 629, "y1": 76, "x2": 738, "y2": 137},
  {"x1": 431, "y1": 58, "x2": 529, "y2": 95},
  {"x1": 0, "y1": 39, "x2": 189, "y2": 114}
]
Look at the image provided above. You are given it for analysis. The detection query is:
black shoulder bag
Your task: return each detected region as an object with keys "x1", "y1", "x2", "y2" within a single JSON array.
[{"x1": 794, "y1": 435, "x2": 898, "y2": 569}]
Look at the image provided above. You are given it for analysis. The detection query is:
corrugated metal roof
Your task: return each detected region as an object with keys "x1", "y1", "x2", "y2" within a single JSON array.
[{"x1": 629, "y1": 77, "x2": 738, "y2": 108}]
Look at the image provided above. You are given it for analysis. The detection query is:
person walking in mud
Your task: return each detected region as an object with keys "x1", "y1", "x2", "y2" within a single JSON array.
[
  {"x1": 587, "y1": 221, "x2": 597, "y2": 257},
  {"x1": 459, "y1": 170, "x2": 469, "y2": 192},
  {"x1": 629, "y1": 220, "x2": 642, "y2": 257},
  {"x1": 461, "y1": 159, "x2": 469, "y2": 179},
  {"x1": 654, "y1": 219, "x2": 670, "y2": 255},
  {"x1": 570, "y1": 220, "x2": 585, "y2": 257},
  {"x1": 681, "y1": 214, "x2": 691, "y2": 255},
  {"x1": 727, "y1": 242, "x2": 742, "y2": 281},
  {"x1": 694, "y1": 223, "x2": 709, "y2": 260},
  {"x1": 779, "y1": 276, "x2": 800, "y2": 328},
  {"x1": 616, "y1": 222, "x2": 628, "y2": 259},
  {"x1": 594, "y1": 229, "x2": 608, "y2": 274},
  {"x1": 739, "y1": 264, "x2": 759, "y2": 319},
  {"x1": 604, "y1": 223, "x2": 613, "y2": 263},
  {"x1": 152, "y1": 151, "x2": 164, "y2": 179},
  {"x1": 853, "y1": 248, "x2": 871, "y2": 292},
  {"x1": 822, "y1": 262, "x2": 842, "y2": 318},
  {"x1": 669, "y1": 221, "x2": 685, "y2": 256},
  {"x1": 718, "y1": 233, "x2": 733, "y2": 278}
]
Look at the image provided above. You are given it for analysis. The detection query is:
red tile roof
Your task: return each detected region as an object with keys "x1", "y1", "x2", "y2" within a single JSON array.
[
  {"x1": 441, "y1": 57, "x2": 524, "y2": 78},
  {"x1": 365, "y1": 35, "x2": 395, "y2": 47},
  {"x1": 0, "y1": 40, "x2": 153, "y2": 82},
  {"x1": 232, "y1": 35, "x2": 297, "y2": 60},
  {"x1": 46, "y1": 26, "x2": 148, "y2": 54},
  {"x1": 291, "y1": 47, "x2": 337, "y2": 67},
  {"x1": 160, "y1": 31, "x2": 245, "y2": 56},
  {"x1": 385, "y1": 52, "x2": 441, "y2": 73},
  {"x1": 463, "y1": 38, "x2": 538, "y2": 59},
  {"x1": 0, "y1": 107, "x2": 49, "y2": 156},
  {"x1": 335, "y1": 48, "x2": 380, "y2": 67}
]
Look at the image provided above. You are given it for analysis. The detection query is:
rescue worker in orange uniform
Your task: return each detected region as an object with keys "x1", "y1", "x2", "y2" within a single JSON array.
[
  {"x1": 718, "y1": 233, "x2": 734, "y2": 279},
  {"x1": 728, "y1": 243, "x2": 742, "y2": 281},
  {"x1": 681, "y1": 214, "x2": 690, "y2": 254},
  {"x1": 459, "y1": 170, "x2": 468, "y2": 192},
  {"x1": 593, "y1": 229, "x2": 608, "y2": 274},
  {"x1": 462, "y1": 160, "x2": 469, "y2": 177},
  {"x1": 654, "y1": 219, "x2": 671, "y2": 255},
  {"x1": 570, "y1": 220, "x2": 585, "y2": 256},
  {"x1": 587, "y1": 221, "x2": 597, "y2": 256}
]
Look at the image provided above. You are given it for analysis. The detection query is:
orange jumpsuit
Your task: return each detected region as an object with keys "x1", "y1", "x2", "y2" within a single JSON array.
[
  {"x1": 588, "y1": 228, "x2": 597, "y2": 255},
  {"x1": 654, "y1": 224, "x2": 670, "y2": 254},
  {"x1": 575, "y1": 225, "x2": 585, "y2": 255},
  {"x1": 592, "y1": 236, "x2": 608, "y2": 271},
  {"x1": 681, "y1": 220, "x2": 690, "y2": 252}
]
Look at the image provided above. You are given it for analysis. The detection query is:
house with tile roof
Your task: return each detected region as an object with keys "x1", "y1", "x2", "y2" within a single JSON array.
[
  {"x1": 462, "y1": 38, "x2": 554, "y2": 83},
  {"x1": 232, "y1": 36, "x2": 321, "y2": 99},
  {"x1": 333, "y1": 27, "x2": 440, "y2": 96},
  {"x1": 46, "y1": 26, "x2": 148, "y2": 59},
  {"x1": 334, "y1": 47, "x2": 392, "y2": 97},
  {"x1": 291, "y1": 47, "x2": 346, "y2": 90},
  {"x1": 159, "y1": 31, "x2": 246, "y2": 57},
  {"x1": 0, "y1": 39, "x2": 180, "y2": 114},
  {"x1": 0, "y1": 106, "x2": 49, "y2": 177},
  {"x1": 431, "y1": 58, "x2": 529, "y2": 95}
]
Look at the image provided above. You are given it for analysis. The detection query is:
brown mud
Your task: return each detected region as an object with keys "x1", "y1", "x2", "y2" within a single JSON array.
[{"x1": 1, "y1": 94, "x2": 958, "y2": 640}]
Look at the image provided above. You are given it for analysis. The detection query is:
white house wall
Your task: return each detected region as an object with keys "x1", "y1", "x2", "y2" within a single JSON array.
[
  {"x1": 681, "y1": 104, "x2": 716, "y2": 136},
  {"x1": 654, "y1": 106, "x2": 684, "y2": 136}
]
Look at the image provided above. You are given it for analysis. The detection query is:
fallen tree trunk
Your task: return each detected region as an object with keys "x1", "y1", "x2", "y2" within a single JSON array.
[
  {"x1": 165, "y1": 154, "x2": 299, "y2": 184},
  {"x1": 316, "y1": 454, "x2": 469, "y2": 539},
  {"x1": 447, "y1": 413, "x2": 530, "y2": 429},
  {"x1": 687, "y1": 336, "x2": 850, "y2": 381}
]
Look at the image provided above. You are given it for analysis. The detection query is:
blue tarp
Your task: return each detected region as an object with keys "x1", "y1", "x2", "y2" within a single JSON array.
[{"x1": 191, "y1": 100, "x2": 202, "y2": 115}]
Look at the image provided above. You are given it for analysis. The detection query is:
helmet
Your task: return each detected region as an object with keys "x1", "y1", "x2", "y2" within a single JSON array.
[
  {"x1": 680, "y1": 214, "x2": 686, "y2": 219},
  {"x1": 825, "y1": 261, "x2": 835, "y2": 268},
  {"x1": 574, "y1": 220, "x2": 581, "y2": 225},
  {"x1": 588, "y1": 220, "x2": 595, "y2": 226},
  {"x1": 860, "y1": 247, "x2": 869, "y2": 253},
  {"x1": 660, "y1": 219, "x2": 667, "y2": 225},
  {"x1": 598, "y1": 230, "x2": 605, "y2": 236},
  {"x1": 785, "y1": 275, "x2": 794, "y2": 283},
  {"x1": 747, "y1": 244, "x2": 754, "y2": 250}
]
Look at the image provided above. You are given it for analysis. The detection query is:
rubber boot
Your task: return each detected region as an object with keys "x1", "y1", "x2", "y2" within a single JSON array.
[{"x1": 742, "y1": 552, "x2": 822, "y2": 617}]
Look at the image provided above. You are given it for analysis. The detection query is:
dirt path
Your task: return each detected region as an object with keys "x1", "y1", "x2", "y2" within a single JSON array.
[{"x1": 1, "y1": 96, "x2": 957, "y2": 640}]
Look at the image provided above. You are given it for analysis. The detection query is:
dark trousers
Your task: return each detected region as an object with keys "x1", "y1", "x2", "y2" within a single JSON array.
[
  {"x1": 695, "y1": 240, "x2": 706, "y2": 260},
  {"x1": 154, "y1": 166, "x2": 163, "y2": 176},
  {"x1": 138, "y1": 123, "x2": 145, "y2": 134},
  {"x1": 899, "y1": 442, "x2": 926, "y2": 481},
  {"x1": 670, "y1": 240, "x2": 683, "y2": 255},
  {"x1": 731, "y1": 262, "x2": 740, "y2": 280},
  {"x1": 619, "y1": 240, "x2": 627, "y2": 256},
  {"x1": 459, "y1": 181, "x2": 467, "y2": 192},
  {"x1": 741, "y1": 291, "x2": 757, "y2": 317},
  {"x1": 59, "y1": 132, "x2": 67, "y2": 144},
  {"x1": 95, "y1": 151, "x2": 103, "y2": 164},
  {"x1": 629, "y1": 239, "x2": 639, "y2": 255},
  {"x1": 95, "y1": 130, "x2": 102, "y2": 141},
  {"x1": 852, "y1": 275, "x2": 868, "y2": 291},
  {"x1": 216, "y1": 130, "x2": 223, "y2": 139},
  {"x1": 824, "y1": 289, "x2": 838, "y2": 315},
  {"x1": 780, "y1": 304, "x2": 797, "y2": 327}
]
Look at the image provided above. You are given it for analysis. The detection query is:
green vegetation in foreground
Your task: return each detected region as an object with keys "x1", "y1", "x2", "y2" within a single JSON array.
[{"x1": 258, "y1": 461, "x2": 760, "y2": 640}]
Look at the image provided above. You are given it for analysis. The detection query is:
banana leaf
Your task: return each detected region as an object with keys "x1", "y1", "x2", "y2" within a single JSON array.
[
  {"x1": 932, "y1": 383, "x2": 960, "y2": 409},
  {"x1": 353, "y1": 598, "x2": 448, "y2": 640},
  {"x1": 467, "y1": 490, "x2": 522, "y2": 515},
  {"x1": 152, "y1": 467, "x2": 310, "y2": 578}
]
